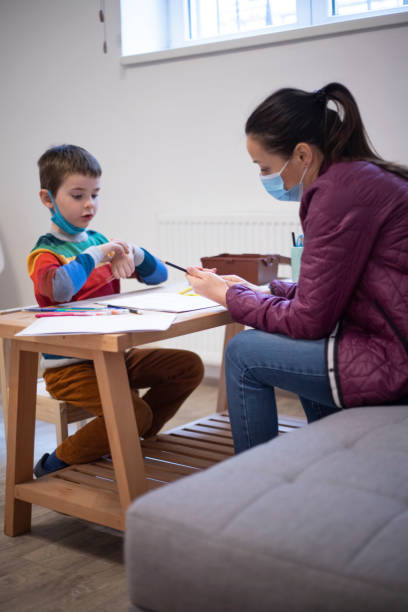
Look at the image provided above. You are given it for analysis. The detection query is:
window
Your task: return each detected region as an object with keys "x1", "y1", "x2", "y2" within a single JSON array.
[
  {"x1": 120, "y1": 0, "x2": 408, "y2": 61},
  {"x1": 332, "y1": 0, "x2": 407, "y2": 16},
  {"x1": 188, "y1": 1, "x2": 298, "y2": 41}
]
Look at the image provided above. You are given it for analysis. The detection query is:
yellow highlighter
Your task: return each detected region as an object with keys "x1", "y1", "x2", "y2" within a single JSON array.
[{"x1": 179, "y1": 286, "x2": 199, "y2": 296}]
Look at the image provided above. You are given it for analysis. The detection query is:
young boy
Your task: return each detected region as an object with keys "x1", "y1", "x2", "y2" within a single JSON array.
[{"x1": 30, "y1": 144, "x2": 203, "y2": 477}]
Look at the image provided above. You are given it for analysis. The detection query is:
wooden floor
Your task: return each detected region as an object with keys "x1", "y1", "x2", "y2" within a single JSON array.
[{"x1": 0, "y1": 380, "x2": 304, "y2": 611}]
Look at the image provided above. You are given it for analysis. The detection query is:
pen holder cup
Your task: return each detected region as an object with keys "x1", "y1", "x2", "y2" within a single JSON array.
[{"x1": 291, "y1": 247, "x2": 303, "y2": 282}]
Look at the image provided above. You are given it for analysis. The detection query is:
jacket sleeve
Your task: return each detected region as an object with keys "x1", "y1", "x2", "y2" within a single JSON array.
[
  {"x1": 226, "y1": 176, "x2": 380, "y2": 339},
  {"x1": 270, "y1": 279, "x2": 297, "y2": 299}
]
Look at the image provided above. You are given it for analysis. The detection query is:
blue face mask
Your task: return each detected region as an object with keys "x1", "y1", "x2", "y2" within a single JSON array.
[
  {"x1": 260, "y1": 160, "x2": 308, "y2": 202},
  {"x1": 48, "y1": 190, "x2": 84, "y2": 234}
]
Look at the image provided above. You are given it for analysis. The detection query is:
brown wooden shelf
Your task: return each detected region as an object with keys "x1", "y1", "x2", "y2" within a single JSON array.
[{"x1": 12, "y1": 413, "x2": 305, "y2": 532}]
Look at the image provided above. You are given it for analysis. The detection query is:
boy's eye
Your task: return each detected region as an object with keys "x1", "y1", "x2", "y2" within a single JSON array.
[{"x1": 72, "y1": 194, "x2": 83, "y2": 200}]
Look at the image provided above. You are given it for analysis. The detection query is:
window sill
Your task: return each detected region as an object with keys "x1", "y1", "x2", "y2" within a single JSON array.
[{"x1": 121, "y1": 11, "x2": 408, "y2": 67}]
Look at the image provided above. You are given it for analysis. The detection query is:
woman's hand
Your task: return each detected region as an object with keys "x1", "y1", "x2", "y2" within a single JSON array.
[
  {"x1": 221, "y1": 275, "x2": 271, "y2": 293},
  {"x1": 185, "y1": 266, "x2": 228, "y2": 307},
  {"x1": 221, "y1": 274, "x2": 256, "y2": 290}
]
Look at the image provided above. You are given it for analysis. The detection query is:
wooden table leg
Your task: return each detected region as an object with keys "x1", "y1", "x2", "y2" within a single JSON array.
[
  {"x1": 4, "y1": 342, "x2": 38, "y2": 536},
  {"x1": 0, "y1": 338, "x2": 10, "y2": 433},
  {"x1": 94, "y1": 351, "x2": 148, "y2": 523},
  {"x1": 216, "y1": 323, "x2": 244, "y2": 414}
]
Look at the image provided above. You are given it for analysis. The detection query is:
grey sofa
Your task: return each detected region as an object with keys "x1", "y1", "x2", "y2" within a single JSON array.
[{"x1": 125, "y1": 406, "x2": 408, "y2": 611}]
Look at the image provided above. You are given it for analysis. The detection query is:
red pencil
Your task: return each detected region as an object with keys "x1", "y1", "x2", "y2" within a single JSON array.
[{"x1": 35, "y1": 312, "x2": 107, "y2": 318}]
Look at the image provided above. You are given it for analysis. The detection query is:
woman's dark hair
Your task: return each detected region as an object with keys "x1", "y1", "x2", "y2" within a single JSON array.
[
  {"x1": 245, "y1": 82, "x2": 408, "y2": 180},
  {"x1": 38, "y1": 144, "x2": 102, "y2": 196}
]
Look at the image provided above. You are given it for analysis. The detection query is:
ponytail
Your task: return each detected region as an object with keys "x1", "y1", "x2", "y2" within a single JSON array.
[{"x1": 246, "y1": 82, "x2": 408, "y2": 180}]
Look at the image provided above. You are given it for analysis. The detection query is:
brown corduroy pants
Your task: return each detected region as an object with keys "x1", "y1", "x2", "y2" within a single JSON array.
[{"x1": 43, "y1": 348, "x2": 204, "y2": 465}]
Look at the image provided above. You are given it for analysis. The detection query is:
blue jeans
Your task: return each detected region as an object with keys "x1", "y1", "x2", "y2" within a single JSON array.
[{"x1": 225, "y1": 329, "x2": 341, "y2": 453}]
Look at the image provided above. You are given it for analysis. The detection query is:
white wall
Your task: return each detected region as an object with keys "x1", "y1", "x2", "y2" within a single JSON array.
[{"x1": 0, "y1": 0, "x2": 407, "y2": 308}]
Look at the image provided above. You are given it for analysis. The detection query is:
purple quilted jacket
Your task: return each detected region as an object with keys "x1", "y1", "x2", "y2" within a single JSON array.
[{"x1": 226, "y1": 161, "x2": 408, "y2": 408}]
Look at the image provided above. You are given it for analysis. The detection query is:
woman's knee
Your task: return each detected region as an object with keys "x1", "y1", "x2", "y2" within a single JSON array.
[{"x1": 226, "y1": 329, "x2": 259, "y2": 370}]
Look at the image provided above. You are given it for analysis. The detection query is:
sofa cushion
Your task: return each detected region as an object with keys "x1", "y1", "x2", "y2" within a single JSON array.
[{"x1": 125, "y1": 406, "x2": 408, "y2": 611}]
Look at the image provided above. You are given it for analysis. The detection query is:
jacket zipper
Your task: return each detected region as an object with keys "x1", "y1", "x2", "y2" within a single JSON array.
[{"x1": 375, "y1": 300, "x2": 408, "y2": 356}]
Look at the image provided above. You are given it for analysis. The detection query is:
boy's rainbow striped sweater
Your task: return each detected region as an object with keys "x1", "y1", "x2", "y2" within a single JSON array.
[{"x1": 27, "y1": 228, "x2": 167, "y2": 368}]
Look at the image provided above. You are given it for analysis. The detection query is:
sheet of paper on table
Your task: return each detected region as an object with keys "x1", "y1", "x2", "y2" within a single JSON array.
[
  {"x1": 15, "y1": 313, "x2": 176, "y2": 336},
  {"x1": 97, "y1": 292, "x2": 220, "y2": 313}
]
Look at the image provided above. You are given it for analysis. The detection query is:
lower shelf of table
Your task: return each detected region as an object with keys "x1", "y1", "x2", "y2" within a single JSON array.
[{"x1": 13, "y1": 413, "x2": 306, "y2": 532}]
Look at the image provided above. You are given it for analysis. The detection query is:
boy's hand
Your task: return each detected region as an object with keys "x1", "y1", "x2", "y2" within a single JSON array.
[
  {"x1": 99, "y1": 241, "x2": 129, "y2": 263},
  {"x1": 111, "y1": 250, "x2": 135, "y2": 279}
]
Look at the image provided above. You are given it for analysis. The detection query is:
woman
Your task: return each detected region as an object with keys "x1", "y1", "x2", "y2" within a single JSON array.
[{"x1": 186, "y1": 82, "x2": 408, "y2": 453}]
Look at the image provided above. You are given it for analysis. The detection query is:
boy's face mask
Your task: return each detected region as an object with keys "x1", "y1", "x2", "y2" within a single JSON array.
[
  {"x1": 260, "y1": 159, "x2": 308, "y2": 202},
  {"x1": 48, "y1": 190, "x2": 83, "y2": 234}
]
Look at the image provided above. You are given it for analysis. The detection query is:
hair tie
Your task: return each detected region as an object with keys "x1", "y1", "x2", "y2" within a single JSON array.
[{"x1": 313, "y1": 88, "x2": 327, "y2": 104}]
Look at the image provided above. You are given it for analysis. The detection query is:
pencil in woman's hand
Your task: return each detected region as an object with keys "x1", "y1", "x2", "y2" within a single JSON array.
[{"x1": 164, "y1": 261, "x2": 187, "y2": 273}]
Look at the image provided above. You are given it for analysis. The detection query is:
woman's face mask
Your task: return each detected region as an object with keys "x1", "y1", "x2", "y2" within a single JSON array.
[{"x1": 260, "y1": 159, "x2": 308, "y2": 202}]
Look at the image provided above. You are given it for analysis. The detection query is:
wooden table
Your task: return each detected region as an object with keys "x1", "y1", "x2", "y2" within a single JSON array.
[{"x1": 1, "y1": 307, "x2": 245, "y2": 535}]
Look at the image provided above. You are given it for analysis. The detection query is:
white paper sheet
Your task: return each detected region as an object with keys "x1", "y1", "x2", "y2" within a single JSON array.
[
  {"x1": 98, "y1": 292, "x2": 220, "y2": 313},
  {"x1": 15, "y1": 313, "x2": 176, "y2": 336}
]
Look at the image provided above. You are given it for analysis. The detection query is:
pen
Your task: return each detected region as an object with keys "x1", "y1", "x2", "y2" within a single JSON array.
[
  {"x1": 165, "y1": 261, "x2": 187, "y2": 273},
  {"x1": 291, "y1": 232, "x2": 296, "y2": 247},
  {"x1": 103, "y1": 304, "x2": 139, "y2": 314},
  {"x1": 58, "y1": 306, "x2": 107, "y2": 311}
]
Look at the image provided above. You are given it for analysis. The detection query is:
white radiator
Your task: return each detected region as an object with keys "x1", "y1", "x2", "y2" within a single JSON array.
[{"x1": 156, "y1": 212, "x2": 301, "y2": 370}]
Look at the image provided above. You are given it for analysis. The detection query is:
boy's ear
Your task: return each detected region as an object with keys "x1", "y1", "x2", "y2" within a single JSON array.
[{"x1": 39, "y1": 189, "x2": 54, "y2": 211}]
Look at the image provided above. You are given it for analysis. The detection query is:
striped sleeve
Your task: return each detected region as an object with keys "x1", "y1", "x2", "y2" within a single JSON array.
[
  {"x1": 134, "y1": 248, "x2": 168, "y2": 285},
  {"x1": 53, "y1": 253, "x2": 95, "y2": 301},
  {"x1": 30, "y1": 251, "x2": 95, "y2": 304}
]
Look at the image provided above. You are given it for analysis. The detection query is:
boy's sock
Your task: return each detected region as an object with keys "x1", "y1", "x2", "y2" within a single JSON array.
[{"x1": 43, "y1": 450, "x2": 68, "y2": 472}]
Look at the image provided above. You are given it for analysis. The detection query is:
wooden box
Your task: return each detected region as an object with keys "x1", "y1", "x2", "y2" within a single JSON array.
[{"x1": 200, "y1": 253, "x2": 290, "y2": 285}]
